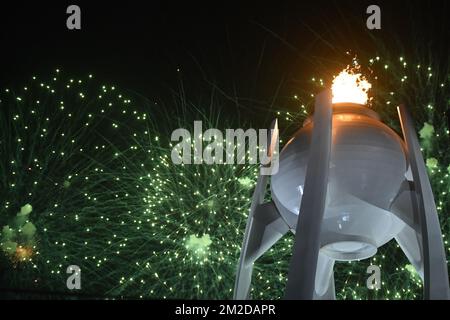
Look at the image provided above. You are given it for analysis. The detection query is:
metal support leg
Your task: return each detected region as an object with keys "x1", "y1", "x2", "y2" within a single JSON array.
[
  {"x1": 314, "y1": 251, "x2": 336, "y2": 300},
  {"x1": 284, "y1": 90, "x2": 333, "y2": 299},
  {"x1": 234, "y1": 119, "x2": 290, "y2": 300},
  {"x1": 395, "y1": 224, "x2": 425, "y2": 280},
  {"x1": 397, "y1": 104, "x2": 450, "y2": 299},
  {"x1": 233, "y1": 201, "x2": 289, "y2": 299}
]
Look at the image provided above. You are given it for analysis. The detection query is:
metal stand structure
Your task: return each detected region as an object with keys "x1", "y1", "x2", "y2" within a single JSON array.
[
  {"x1": 234, "y1": 90, "x2": 450, "y2": 300},
  {"x1": 396, "y1": 104, "x2": 450, "y2": 299}
]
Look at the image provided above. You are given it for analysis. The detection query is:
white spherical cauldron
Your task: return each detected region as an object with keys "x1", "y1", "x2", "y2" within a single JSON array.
[{"x1": 271, "y1": 103, "x2": 407, "y2": 261}]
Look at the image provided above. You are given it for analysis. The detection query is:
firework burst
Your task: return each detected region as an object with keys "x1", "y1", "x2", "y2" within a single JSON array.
[{"x1": 1, "y1": 53, "x2": 449, "y2": 299}]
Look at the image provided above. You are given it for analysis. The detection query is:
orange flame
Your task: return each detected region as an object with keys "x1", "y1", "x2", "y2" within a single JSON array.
[{"x1": 331, "y1": 68, "x2": 371, "y2": 105}]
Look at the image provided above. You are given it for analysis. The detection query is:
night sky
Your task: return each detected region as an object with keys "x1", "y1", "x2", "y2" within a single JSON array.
[{"x1": 1, "y1": 1, "x2": 449, "y2": 105}]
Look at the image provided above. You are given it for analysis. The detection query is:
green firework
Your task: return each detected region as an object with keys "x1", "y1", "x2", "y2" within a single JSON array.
[{"x1": 1, "y1": 52, "x2": 449, "y2": 300}]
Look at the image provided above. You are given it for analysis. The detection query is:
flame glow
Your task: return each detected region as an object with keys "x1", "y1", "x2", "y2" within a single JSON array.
[
  {"x1": 14, "y1": 246, "x2": 34, "y2": 262},
  {"x1": 331, "y1": 68, "x2": 372, "y2": 105}
]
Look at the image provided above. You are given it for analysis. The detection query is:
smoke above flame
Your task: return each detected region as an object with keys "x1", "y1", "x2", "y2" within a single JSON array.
[{"x1": 332, "y1": 68, "x2": 372, "y2": 105}]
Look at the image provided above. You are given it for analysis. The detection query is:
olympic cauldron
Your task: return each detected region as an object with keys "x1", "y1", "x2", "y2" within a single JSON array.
[
  {"x1": 234, "y1": 70, "x2": 450, "y2": 300},
  {"x1": 271, "y1": 103, "x2": 406, "y2": 261}
]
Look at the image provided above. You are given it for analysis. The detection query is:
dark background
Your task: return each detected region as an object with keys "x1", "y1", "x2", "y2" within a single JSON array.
[{"x1": 0, "y1": 0, "x2": 449, "y2": 106}]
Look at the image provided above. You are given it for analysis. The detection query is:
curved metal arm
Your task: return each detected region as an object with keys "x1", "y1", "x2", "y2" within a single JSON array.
[
  {"x1": 234, "y1": 119, "x2": 289, "y2": 299},
  {"x1": 397, "y1": 104, "x2": 450, "y2": 300},
  {"x1": 284, "y1": 90, "x2": 333, "y2": 299}
]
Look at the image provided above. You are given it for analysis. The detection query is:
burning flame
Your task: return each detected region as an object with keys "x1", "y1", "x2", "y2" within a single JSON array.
[{"x1": 331, "y1": 68, "x2": 372, "y2": 105}]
